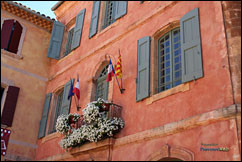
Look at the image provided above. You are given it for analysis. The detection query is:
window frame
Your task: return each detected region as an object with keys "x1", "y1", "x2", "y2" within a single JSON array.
[
  {"x1": 95, "y1": 64, "x2": 109, "y2": 100},
  {"x1": 157, "y1": 27, "x2": 182, "y2": 93},
  {"x1": 1, "y1": 18, "x2": 26, "y2": 59},
  {"x1": 46, "y1": 87, "x2": 64, "y2": 135}
]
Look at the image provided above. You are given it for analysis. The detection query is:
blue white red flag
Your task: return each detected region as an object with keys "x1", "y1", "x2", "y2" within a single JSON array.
[
  {"x1": 106, "y1": 59, "x2": 115, "y2": 82},
  {"x1": 73, "y1": 77, "x2": 80, "y2": 100}
]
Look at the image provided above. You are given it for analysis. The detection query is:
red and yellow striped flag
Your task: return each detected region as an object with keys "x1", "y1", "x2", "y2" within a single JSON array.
[{"x1": 115, "y1": 54, "x2": 122, "y2": 79}]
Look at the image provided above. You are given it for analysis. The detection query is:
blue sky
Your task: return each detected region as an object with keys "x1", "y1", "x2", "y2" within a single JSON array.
[{"x1": 14, "y1": 1, "x2": 58, "y2": 20}]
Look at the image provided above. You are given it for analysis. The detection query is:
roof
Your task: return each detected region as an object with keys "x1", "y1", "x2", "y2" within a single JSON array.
[
  {"x1": 51, "y1": 1, "x2": 64, "y2": 11},
  {"x1": 1, "y1": 1, "x2": 55, "y2": 32}
]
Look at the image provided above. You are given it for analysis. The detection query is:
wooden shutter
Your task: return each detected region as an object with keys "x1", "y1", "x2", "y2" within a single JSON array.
[
  {"x1": 47, "y1": 21, "x2": 65, "y2": 60},
  {"x1": 38, "y1": 93, "x2": 52, "y2": 139},
  {"x1": 114, "y1": 1, "x2": 127, "y2": 20},
  {"x1": 89, "y1": 1, "x2": 100, "y2": 38},
  {"x1": 1, "y1": 20, "x2": 14, "y2": 50},
  {"x1": 60, "y1": 79, "x2": 74, "y2": 115},
  {"x1": 8, "y1": 21, "x2": 23, "y2": 54},
  {"x1": 136, "y1": 36, "x2": 150, "y2": 101},
  {"x1": 1, "y1": 86, "x2": 20, "y2": 127},
  {"x1": 180, "y1": 8, "x2": 203, "y2": 83},
  {"x1": 64, "y1": 28, "x2": 74, "y2": 56},
  {"x1": 71, "y1": 8, "x2": 86, "y2": 51}
]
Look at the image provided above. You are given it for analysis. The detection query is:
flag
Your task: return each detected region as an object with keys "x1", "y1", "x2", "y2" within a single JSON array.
[
  {"x1": 73, "y1": 76, "x2": 80, "y2": 100},
  {"x1": 115, "y1": 54, "x2": 122, "y2": 79},
  {"x1": 106, "y1": 59, "x2": 115, "y2": 82},
  {"x1": 68, "y1": 79, "x2": 74, "y2": 100}
]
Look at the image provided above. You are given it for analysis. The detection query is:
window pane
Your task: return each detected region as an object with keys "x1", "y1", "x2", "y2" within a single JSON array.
[{"x1": 158, "y1": 28, "x2": 182, "y2": 93}]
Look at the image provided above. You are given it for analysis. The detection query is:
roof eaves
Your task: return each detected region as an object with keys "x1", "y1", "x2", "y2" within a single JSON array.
[
  {"x1": 51, "y1": 1, "x2": 64, "y2": 11},
  {"x1": 5, "y1": 1, "x2": 55, "y2": 22}
]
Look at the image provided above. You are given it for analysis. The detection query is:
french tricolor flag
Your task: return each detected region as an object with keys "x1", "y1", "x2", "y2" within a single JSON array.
[
  {"x1": 73, "y1": 77, "x2": 80, "y2": 100},
  {"x1": 106, "y1": 59, "x2": 115, "y2": 82}
]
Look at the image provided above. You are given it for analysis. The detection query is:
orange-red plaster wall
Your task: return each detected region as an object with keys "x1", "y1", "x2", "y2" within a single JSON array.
[{"x1": 35, "y1": 1, "x2": 236, "y2": 160}]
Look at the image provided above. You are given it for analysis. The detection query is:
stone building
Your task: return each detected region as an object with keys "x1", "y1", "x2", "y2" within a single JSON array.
[
  {"x1": 1, "y1": 1, "x2": 54, "y2": 161},
  {"x1": 2, "y1": 1, "x2": 241, "y2": 161}
]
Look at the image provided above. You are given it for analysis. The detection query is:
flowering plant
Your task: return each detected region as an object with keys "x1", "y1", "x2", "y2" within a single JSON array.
[{"x1": 56, "y1": 98, "x2": 124, "y2": 150}]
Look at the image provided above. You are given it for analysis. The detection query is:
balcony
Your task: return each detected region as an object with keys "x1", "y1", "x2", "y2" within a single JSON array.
[{"x1": 56, "y1": 99, "x2": 124, "y2": 153}]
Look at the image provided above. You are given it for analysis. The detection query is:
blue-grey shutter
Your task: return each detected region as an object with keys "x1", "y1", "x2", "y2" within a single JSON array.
[
  {"x1": 136, "y1": 36, "x2": 150, "y2": 101},
  {"x1": 60, "y1": 79, "x2": 74, "y2": 115},
  {"x1": 47, "y1": 21, "x2": 65, "y2": 60},
  {"x1": 71, "y1": 8, "x2": 86, "y2": 51},
  {"x1": 38, "y1": 93, "x2": 52, "y2": 139},
  {"x1": 89, "y1": 1, "x2": 100, "y2": 38},
  {"x1": 114, "y1": 1, "x2": 127, "y2": 20},
  {"x1": 180, "y1": 8, "x2": 203, "y2": 83}
]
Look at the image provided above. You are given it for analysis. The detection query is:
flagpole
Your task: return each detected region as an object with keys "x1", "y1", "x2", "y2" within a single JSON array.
[
  {"x1": 118, "y1": 49, "x2": 124, "y2": 91},
  {"x1": 108, "y1": 56, "x2": 124, "y2": 94}
]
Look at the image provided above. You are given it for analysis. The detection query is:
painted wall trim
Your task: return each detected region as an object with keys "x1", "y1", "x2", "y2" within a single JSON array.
[{"x1": 2, "y1": 63, "x2": 48, "y2": 82}]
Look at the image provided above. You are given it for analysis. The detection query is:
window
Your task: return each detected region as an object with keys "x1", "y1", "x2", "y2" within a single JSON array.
[
  {"x1": 64, "y1": 27, "x2": 75, "y2": 57},
  {"x1": 1, "y1": 19, "x2": 23, "y2": 54},
  {"x1": 47, "y1": 89, "x2": 64, "y2": 134},
  {"x1": 158, "y1": 28, "x2": 181, "y2": 93},
  {"x1": 1, "y1": 85, "x2": 20, "y2": 127},
  {"x1": 38, "y1": 80, "x2": 73, "y2": 138},
  {"x1": 103, "y1": 1, "x2": 116, "y2": 29},
  {"x1": 96, "y1": 65, "x2": 109, "y2": 100},
  {"x1": 89, "y1": 1, "x2": 127, "y2": 38},
  {"x1": 136, "y1": 8, "x2": 203, "y2": 102}
]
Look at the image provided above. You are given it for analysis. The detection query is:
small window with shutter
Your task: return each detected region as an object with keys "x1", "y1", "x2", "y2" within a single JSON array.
[
  {"x1": 64, "y1": 27, "x2": 75, "y2": 57},
  {"x1": 1, "y1": 19, "x2": 23, "y2": 54},
  {"x1": 89, "y1": 1, "x2": 127, "y2": 38},
  {"x1": 38, "y1": 80, "x2": 73, "y2": 138}
]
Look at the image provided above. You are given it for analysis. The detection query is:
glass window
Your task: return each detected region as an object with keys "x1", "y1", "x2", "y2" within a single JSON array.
[
  {"x1": 48, "y1": 89, "x2": 64, "y2": 134},
  {"x1": 96, "y1": 65, "x2": 109, "y2": 100},
  {"x1": 103, "y1": 1, "x2": 116, "y2": 29},
  {"x1": 158, "y1": 28, "x2": 181, "y2": 93}
]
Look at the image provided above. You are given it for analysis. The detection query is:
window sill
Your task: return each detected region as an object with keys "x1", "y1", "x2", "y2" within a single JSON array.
[
  {"x1": 41, "y1": 132, "x2": 62, "y2": 143},
  {"x1": 146, "y1": 83, "x2": 189, "y2": 105},
  {"x1": 1, "y1": 49, "x2": 23, "y2": 60}
]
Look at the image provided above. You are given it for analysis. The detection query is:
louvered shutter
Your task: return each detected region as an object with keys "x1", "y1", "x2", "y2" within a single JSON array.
[
  {"x1": 89, "y1": 1, "x2": 100, "y2": 38},
  {"x1": 136, "y1": 36, "x2": 151, "y2": 101},
  {"x1": 38, "y1": 93, "x2": 52, "y2": 139},
  {"x1": 8, "y1": 21, "x2": 23, "y2": 54},
  {"x1": 60, "y1": 79, "x2": 74, "y2": 115},
  {"x1": 1, "y1": 20, "x2": 14, "y2": 50},
  {"x1": 47, "y1": 21, "x2": 65, "y2": 60},
  {"x1": 114, "y1": 1, "x2": 127, "y2": 20},
  {"x1": 180, "y1": 8, "x2": 203, "y2": 83},
  {"x1": 1, "y1": 86, "x2": 20, "y2": 127},
  {"x1": 71, "y1": 9, "x2": 86, "y2": 51}
]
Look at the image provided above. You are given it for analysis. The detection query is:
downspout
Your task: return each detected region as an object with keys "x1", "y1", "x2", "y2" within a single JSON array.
[{"x1": 220, "y1": 1, "x2": 241, "y2": 156}]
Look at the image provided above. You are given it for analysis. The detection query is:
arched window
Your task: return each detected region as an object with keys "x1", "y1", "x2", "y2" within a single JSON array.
[
  {"x1": 158, "y1": 27, "x2": 181, "y2": 93},
  {"x1": 95, "y1": 65, "x2": 109, "y2": 100},
  {"x1": 1, "y1": 19, "x2": 23, "y2": 54}
]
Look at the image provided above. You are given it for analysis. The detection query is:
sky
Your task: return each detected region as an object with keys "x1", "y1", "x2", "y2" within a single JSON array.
[{"x1": 14, "y1": 1, "x2": 58, "y2": 20}]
